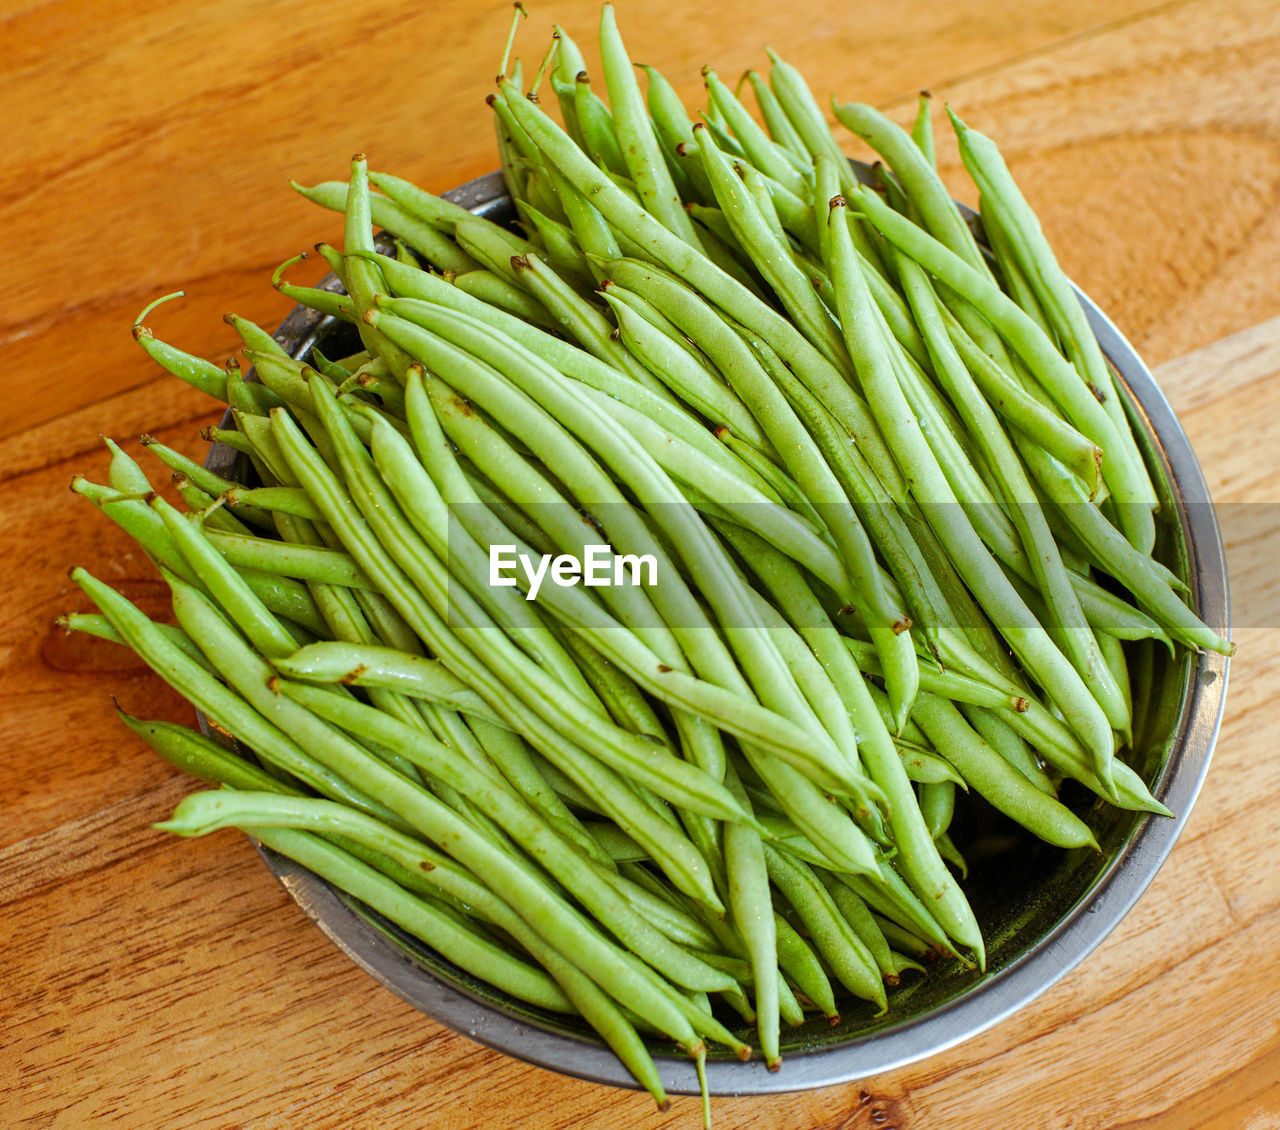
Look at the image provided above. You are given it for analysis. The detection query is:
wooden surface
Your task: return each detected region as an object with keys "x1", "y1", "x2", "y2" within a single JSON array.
[{"x1": 4, "y1": 0, "x2": 1279, "y2": 1125}]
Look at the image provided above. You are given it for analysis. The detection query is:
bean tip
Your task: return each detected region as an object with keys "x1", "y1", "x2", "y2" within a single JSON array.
[
  {"x1": 920, "y1": 88, "x2": 933, "y2": 100},
  {"x1": 485, "y1": 92, "x2": 497, "y2": 107},
  {"x1": 765, "y1": 1057, "x2": 782, "y2": 1072},
  {"x1": 266, "y1": 675, "x2": 282, "y2": 694},
  {"x1": 575, "y1": 69, "x2": 589, "y2": 84}
]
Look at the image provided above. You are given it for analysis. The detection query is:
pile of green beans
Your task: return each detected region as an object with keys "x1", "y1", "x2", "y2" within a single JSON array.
[{"x1": 66, "y1": 5, "x2": 1232, "y2": 1122}]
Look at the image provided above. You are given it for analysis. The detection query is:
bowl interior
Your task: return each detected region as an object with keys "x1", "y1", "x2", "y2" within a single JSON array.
[{"x1": 207, "y1": 171, "x2": 1227, "y2": 1095}]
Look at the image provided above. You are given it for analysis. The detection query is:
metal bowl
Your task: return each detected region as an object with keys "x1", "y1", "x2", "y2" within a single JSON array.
[{"x1": 206, "y1": 170, "x2": 1231, "y2": 1096}]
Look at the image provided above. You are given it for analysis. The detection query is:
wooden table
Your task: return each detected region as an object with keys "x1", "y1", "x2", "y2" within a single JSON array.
[{"x1": 5, "y1": 0, "x2": 1278, "y2": 1125}]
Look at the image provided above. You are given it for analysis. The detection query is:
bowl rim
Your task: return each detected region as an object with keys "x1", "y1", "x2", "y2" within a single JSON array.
[{"x1": 206, "y1": 169, "x2": 1231, "y2": 1097}]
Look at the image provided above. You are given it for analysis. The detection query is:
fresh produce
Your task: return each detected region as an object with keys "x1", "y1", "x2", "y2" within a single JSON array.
[{"x1": 63, "y1": 4, "x2": 1233, "y2": 1122}]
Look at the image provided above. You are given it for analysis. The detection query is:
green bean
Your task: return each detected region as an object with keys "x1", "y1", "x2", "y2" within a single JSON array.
[
  {"x1": 597, "y1": 258, "x2": 916, "y2": 721},
  {"x1": 102, "y1": 436, "x2": 153, "y2": 495},
  {"x1": 279, "y1": 680, "x2": 737, "y2": 993},
  {"x1": 449, "y1": 269, "x2": 558, "y2": 330},
  {"x1": 948, "y1": 108, "x2": 1157, "y2": 549},
  {"x1": 841, "y1": 865, "x2": 957, "y2": 962},
  {"x1": 855, "y1": 185, "x2": 1152, "y2": 527},
  {"x1": 911, "y1": 92, "x2": 935, "y2": 167},
  {"x1": 895, "y1": 251, "x2": 1130, "y2": 736},
  {"x1": 515, "y1": 201, "x2": 595, "y2": 284},
  {"x1": 572, "y1": 70, "x2": 628, "y2": 177},
  {"x1": 222, "y1": 357, "x2": 285, "y2": 417},
  {"x1": 724, "y1": 799, "x2": 780, "y2": 1067},
  {"x1": 131, "y1": 293, "x2": 227, "y2": 401},
  {"x1": 196, "y1": 527, "x2": 374, "y2": 591},
  {"x1": 829, "y1": 195, "x2": 1117, "y2": 791},
  {"x1": 367, "y1": 171, "x2": 482, "y2": 234},
  {"x1": 119, "y1": 710, "x2": 298, "y2": 794},
  {"x1": 911, "y1": 692, "x2": 1099, "y2": 849},
  {"x1": 171, "y1": 476, "x2": 253, "y2": 537},
  {"x1": 817, "y1": 868, "x2": 896, "y2": 983},
  {"x1": 1021, "y1": 442, "x2": 1230, "y2": 654},
  {"x1": 602, "y1": 865, "x2": 721, "y2": 952},
  {"x1": 272, "y1": 398, "x2": 731, "y2": 902},
  {"x1": 704, "y1": 68, "x2": 807, "y2": 199},
  {"x1": 311, "y1": 378, "x2": 750, "y2": 833},
  {"x1": 900, "y1": 745, "x2": 966, "y2": 787},
  {"x1": 173, "y1": 565, "x2": 706, "y2": 1046},
  {"x1": 162, "y1": 794, "x2": 672, "y2": 1096},
  {"x1": 707, "y1": 519, "x2": 981, "y2": 959},
  {"x1": 639, "y1": 65, "x2": 716, "y2": 204},
  {"x1": 599, "y1": 5, "x2": 701, "y2": 246},
  {"x1": 71, "y1": 567, "x2": 387, "y2": 814},
  {"x1": 371, "y1": 310, "x2": 814, "y2": 706},
  {"x1": 467, "y1": 715, "x2": 613, "y2": 867},
  {"x1": 833, "y1": 101, "x2": 987, "y2": 275},
  {"x1": 153, "y1": 496, "x2": 305, "y2": 659},
  {"x1": 841, "y1": 637, "x2": 1024, "y2": 713},
  {"x1": 771, "y1": 911, "x2": 838, "y2": 1021},
  {"x1": 293, "y1": 177, "x2": 479, "y2": 276},
  {"x1": 367, "y1": 392, "x2": 857, "y2": 802},
  {"x1": 763, "y1": 847, "x2": 885, "y2": 1008},
  {"x1": 600, "y1": 289, "x2": 769, "y2": 447},
  {"x1": 362, "y1": 409, "x2": 616, "y2": 713},
  {"x1": 60, "y1": 612, "x2": 217, "y2": 674},
  {"x1": 497, "y1": 81, "x2": 906, "y2": 487},
  {"x1": 275, "y1": 641, "x2": 496, "y2": 718},
  {"x1": 362, "y1": 257, "x2": 747, "y2": 479},
  {"x1": 714, "y1": 429, "x2": 822, "y2": 527},
  {"x1": 508, "y1": 253, "x2": 672, "y2": 397},
  {"x1": 694, "y1": 123, "x2": 850, "y2": 375},
  {"x1": 962, "y1": 705, "x2": 1056, "y2": 795},
  {"x1": 764, "y1": 51, "x2": 854, "y2": 178},
  {"x1": 919, "y1": 781, "x2": 955, "y2": 841},
  {"x1": 744, "y1": 70, "x2": 809, "y2": 166},
  {"x1": 75, "y1": 476, "x2": 327, "y2": 636},
  {"x1": 936, "y1": 627, "x2": 1168, "y2": 813},
  {"x1": 175, "y1": 795, "x2": 574, "y2": 1010}
]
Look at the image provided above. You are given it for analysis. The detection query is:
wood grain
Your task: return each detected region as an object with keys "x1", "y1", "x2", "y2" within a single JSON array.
[{"x1": 4, "y1": 0, "x2": 1279, "y2": 1127}]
